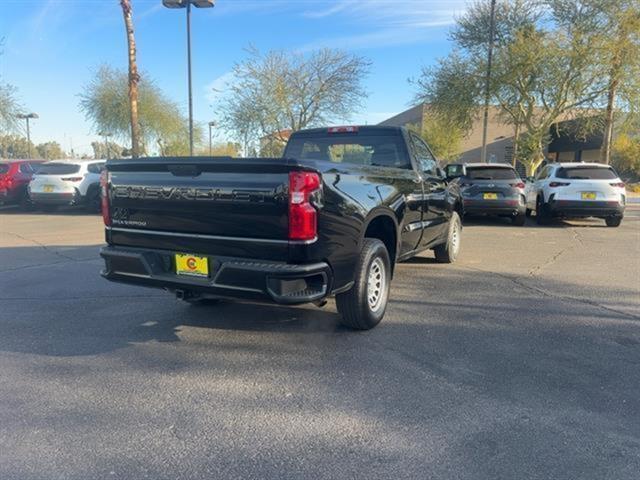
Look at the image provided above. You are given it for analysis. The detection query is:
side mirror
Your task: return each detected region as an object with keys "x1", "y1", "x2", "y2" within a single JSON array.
[{"x1": 445, "y1": 164, "x2": 464, "y2": 180}]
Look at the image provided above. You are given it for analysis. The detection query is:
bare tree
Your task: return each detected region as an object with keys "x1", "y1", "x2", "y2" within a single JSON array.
[
  {"x1": 120, "y1": 0, "x2": 141, "y2": 158},
  {"x1": 220, "y1": 48, "x2": 371, "y2": 149}
]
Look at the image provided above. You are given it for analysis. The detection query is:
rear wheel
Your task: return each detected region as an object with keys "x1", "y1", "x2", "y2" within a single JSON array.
[
  {"x1": 536, "y1": 197, "x2": 550, "y2": 225},
  {"x1": 336, "y1": 238, "x2": 391, "y2": 330},
  {"x1": 512, "y1": 212, "x2": 526, "y2": 226},
  {"x1": 434, "y1": 211, "x2": 461, "y2": 263},
  {"x1": 525, "y1": 208, "x2": 532, "y2": 217},
  {"x1": 605, "y1": 216, "x2": 622, "y2": 227},
  {"x1": 85, "y1": 186, "x2": 101, "y2": 213}
]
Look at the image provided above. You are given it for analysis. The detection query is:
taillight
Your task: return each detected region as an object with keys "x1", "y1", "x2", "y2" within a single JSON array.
[
  {"x1": 610, "y1": 182, "x2": 625, "y2": 188},
  {"x1": 61, "y1": 177, "x2": 83, "y2": 182},
  {"x1": 328, "y1": 126, "x2": 358, "y2": 134},
  {"x1": 100, "y1": 170, "x2": 110, "y2": 226},
  {"x1": 549, "y1": 182, "x2": 570, "y2": 187},
  {"x1": 289, "y1": 171, "x2": 321, "y2": 241},
  {"x1": 510, "y1": 182, "x2": 525, "y2": 189}
]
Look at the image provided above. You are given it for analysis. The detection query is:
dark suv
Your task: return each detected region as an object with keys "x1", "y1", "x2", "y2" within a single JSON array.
[{"x1": 446, "y1": 162, "x2": 527, "y2": 226}]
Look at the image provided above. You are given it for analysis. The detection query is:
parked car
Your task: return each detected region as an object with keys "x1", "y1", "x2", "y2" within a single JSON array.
[
  {"x1": 28, "y1": 160, "x2": 105, "y2": 211},
  {"x1": 525, "y1": 162, "x2": 626, "y2": 227},
  {"x1": 0, "y1": 159, "x2": 45, "y2": 207},
  {"x1": 99, "y1": 126, "x2": 464, "y2": 330},
  {"x1": 446, "y1": 162, "x2": 527, "y2": 226}
]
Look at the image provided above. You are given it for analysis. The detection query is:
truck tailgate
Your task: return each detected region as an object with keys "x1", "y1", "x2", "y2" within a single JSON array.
[{"x1": 105, "y1": 157, "x2": 299, "y2": 259}]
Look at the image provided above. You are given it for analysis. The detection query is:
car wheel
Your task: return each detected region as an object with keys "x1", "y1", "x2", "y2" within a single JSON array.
[
  {"x1": 525, "y1": 208, "x2": 532, "y2": 217},
  {"x1": 535, "y1": 197, "x2": 550, "y2": 225},
  {"x1": 605, "y1": 216, "x2": 622, "y2": 227},
  {"x1": 336, "y1": 238, "x2": 391, "y2": 330},
  {"x1": 512, "y1": 212, "x2": 526, "y2": 226},
  {"x1": 434, "y1": 211, "x2": 461, "y2": 263},
  {"x1": 85, "y1": 187, "x2": 101, "y2": 213}
]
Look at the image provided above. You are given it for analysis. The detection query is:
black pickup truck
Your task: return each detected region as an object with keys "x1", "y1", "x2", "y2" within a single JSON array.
[{"x1": 100, "y1": 126, "x2": 463, "y2": 329}]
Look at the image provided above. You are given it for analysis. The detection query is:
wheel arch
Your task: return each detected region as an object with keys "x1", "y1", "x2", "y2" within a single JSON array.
[{"x1": 361, "y1": 209, "x2": 399, "y2": 270}]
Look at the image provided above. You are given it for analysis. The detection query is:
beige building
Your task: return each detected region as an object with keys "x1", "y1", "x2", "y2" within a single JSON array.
[{"x1": 378, "y1": 104, "x2": 603, "y2": 171}]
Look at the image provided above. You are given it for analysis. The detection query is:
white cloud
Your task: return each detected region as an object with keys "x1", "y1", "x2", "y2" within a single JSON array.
[{"x1": 204, "y1": 71, "x2": 235, "y2": 104}]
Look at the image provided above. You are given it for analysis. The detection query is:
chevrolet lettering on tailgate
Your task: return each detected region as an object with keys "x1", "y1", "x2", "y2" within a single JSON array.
[{"x1": 112, "y1": 185, "x2": 277, "y2": 203}]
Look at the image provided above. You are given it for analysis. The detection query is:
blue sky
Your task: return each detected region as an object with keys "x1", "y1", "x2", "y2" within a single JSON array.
[{"x1": 0, "y1": 0, "x2": 469, "y2": 155}]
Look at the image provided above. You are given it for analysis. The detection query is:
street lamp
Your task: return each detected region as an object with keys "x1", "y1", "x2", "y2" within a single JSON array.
[
  {"x1": 98, "y1": 131, "x2": 113, "y2": 159},
  {"x1": 162, "y1": 0, "x2": 215, "y2": 157},
  {"x1": 208, "y1": 120, "x2": 216, "y2": 156},
  {"x1": 16, "y1": 113, "x2": 38, "y2": 159}
]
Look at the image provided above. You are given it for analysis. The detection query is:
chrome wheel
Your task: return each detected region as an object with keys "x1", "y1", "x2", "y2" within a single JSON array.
[
  {"x1": 367, "y1": 257, "x2": 386, "y2": 312},
  {"x1": 450, "y1": 218, "x2": 460, "y2": 256}
]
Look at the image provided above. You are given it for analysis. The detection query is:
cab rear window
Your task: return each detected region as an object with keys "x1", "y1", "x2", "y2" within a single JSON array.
[
  {"x1": 466, "y1": 167, "x2": 517, "y2": 180},
  {"x1": 36, "y1": 163, "x2": 80, "y2": 175},
  {"x1": 556, "y1": 167, "x2": 617, "y2": 180},
  {"x1": 285, "y1": 135, "x2": 410, "y2": 169}
]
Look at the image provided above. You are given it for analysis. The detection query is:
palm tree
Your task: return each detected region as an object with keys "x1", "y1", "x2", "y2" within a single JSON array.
[{"x1": 120, "y1": 0, "x2": 141, "y2": 158}]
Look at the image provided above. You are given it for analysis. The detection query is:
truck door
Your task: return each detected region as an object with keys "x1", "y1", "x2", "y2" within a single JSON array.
[{"x1": 408, "y1": 132, "x2": 449, "y2": 247}]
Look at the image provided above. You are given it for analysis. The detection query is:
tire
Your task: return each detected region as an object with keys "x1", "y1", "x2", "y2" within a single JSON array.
[
  {"x1": 535, "y1": 197, "x2": 550, "y2": 225},
  {"x1": 512, "y1": 212, "x2": 526, "y2": 226},
  {"x1": 525, "y1": 208, "x2": 532, "y2": 217},
  {"x1": 336, "y1": 238, "x2": 391, "y2": 330},
  {"x1": 434, "y1": 211, "x2": 462, "y2": 263},
  {"x1": 605, "y1": 216, "x2": 622, "y2": 227},
  {"x1": 85, "y1": 186, "x2": 101, "y2": 213}
]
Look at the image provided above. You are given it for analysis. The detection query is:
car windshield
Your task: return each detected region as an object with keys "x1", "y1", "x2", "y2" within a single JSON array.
[
  {"x1": 36, "y1": 163, "x2": 80, "y2": 175},
  {"x1": 0, "y1": 164, "x2": 9, "y2": 174},
  {"x1": 466, "y1": 167, "x2": 517, "y2": 180},
  {"x1": 285, "y1": 134, "x2": 410, "y2": 169},
  {"x1": 556, "y1": 167, "x2": 617, "y2": 180}
]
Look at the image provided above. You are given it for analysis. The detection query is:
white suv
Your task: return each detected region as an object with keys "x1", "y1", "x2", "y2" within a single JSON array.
[
  {"x1": 29, "y1": 160, "x2": 105, "y2": 211},
  {"x1": 525, "y1": 162, "x2": 626, "y2": 227}
]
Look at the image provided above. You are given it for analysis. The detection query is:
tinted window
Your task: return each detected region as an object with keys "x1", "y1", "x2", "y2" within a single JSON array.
[
  {"x1": 19, "y1": 163, "x2": 33, "y2": 173},
  {"x1": 556, "y1": 166, "x2": 617, "y2": 180},
  {"x1": 285, "y1": 134, "x2": 410, "y2": 169},
  {"x1": 535, "y1": 166, "x2": 551, "y2": 180},
  {"x1": 0, "y1": 164, "x2": 9, "y2": 174},
  {"x1": 410, "y1": 133, "x2": 437, "y2": 175},
  {"x1": 36, "y1": 163, "x2": 80, "y2": 175},
  {"x1": 466, "y1": 167, "x2": 517, "y2": 180},
  {"x1": 87, "y1": 163, "x2": 104, "y2": 174}
]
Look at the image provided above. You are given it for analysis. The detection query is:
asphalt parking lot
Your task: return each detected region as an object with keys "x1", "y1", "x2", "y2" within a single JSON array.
[{"x1": 1, "y1": 205, "x2": 639, "y2": 480}]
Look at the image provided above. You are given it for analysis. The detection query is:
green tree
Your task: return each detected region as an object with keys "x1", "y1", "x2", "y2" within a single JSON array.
[
  {"x1": 0, "y1": 134, "x2": 33, "y2": 158},
  {"x1": 79, "y1": 65, "x2": 198, "y2": 156},
  {"x1": 35, "y1": 141, "x2": 66, "y2": 160},
  {"x1": 0, "y1": 38, "x2": 22, "y2": 134},
  {"x1": 408, "y1": 115, "x2": 464, "y2": 163},
  {"x1": 220, "y1": 47, "x2": 370, "y2": 148},
  {"x1": 90, "y1": 140, "x2": 125, "y2": 159}
]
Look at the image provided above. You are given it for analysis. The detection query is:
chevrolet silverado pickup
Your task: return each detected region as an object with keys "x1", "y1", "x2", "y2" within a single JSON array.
[{"x1": 100, "y1": 126, "x2": 463, "y2": 330}]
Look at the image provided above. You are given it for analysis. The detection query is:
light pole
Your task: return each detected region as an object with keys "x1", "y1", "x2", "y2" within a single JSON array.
[
  {"x1": 208, "y1": 121, "x2": 216, "y2": 156},
  {"x1": 98, "y1": 131, "x2": 113, "y2": 159},
  {"x1": 163, "y1": 0, "x2": 215, "y2": 157},
  {"x1": 480, "y1": 0, "x2": 497, "y2": 164},
  {"x1": 16, "y1": 113, "x2": 38, "y2": 159}
]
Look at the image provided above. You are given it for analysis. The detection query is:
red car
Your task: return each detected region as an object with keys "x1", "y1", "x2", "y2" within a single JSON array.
[{"x1": 0, "y1": 159, "x2": 45, "y2": 206}]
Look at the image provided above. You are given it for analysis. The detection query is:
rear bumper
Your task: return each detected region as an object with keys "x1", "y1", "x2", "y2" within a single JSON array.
[
  {"x1": 463, "y1": 198, "x2": 525, "y2": 215},
  {"x1": 548, "y1": 200, "x2": 625, "y2": 217},
  {"x1": 100, "y1": 245, "x2": 332, "y2": 305},
  {"x1": 30, "y1": 190, "x2": 82, "y2": 206}
]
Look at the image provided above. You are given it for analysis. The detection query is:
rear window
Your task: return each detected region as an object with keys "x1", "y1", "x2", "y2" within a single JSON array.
[
  {"x1": 466, "y1": 166, "x2": 517, "y2": 180},
  {"x1": 36, "y1": 163, "x2": 80, "y2": 175},
  {"x1": 556, "y1": 166, "x2": 617, "y2": 180},
  {"x1": 0, "y1": 164, "x2": 9, "y2": 174},
  {"x1": 285, "y1": 134, "x2": 410, "y2": 169}
]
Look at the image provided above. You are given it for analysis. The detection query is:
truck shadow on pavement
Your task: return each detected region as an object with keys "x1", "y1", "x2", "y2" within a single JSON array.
[{"x1": 0, "y1": 244, "x2": 638, "y2": 360}]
